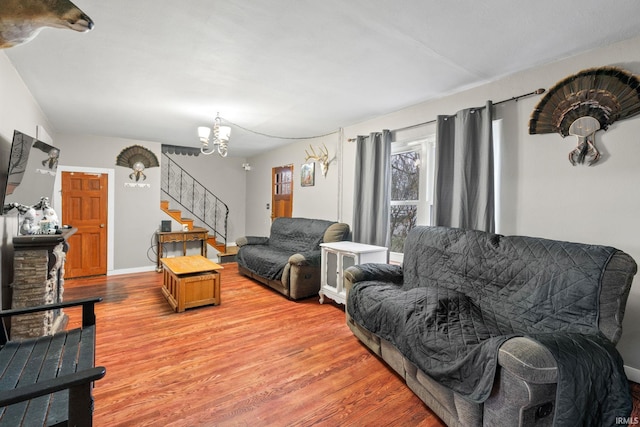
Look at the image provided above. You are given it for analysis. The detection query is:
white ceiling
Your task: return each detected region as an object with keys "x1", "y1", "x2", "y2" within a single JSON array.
[{"x1": 5, "y1": 0, "x2": 640, "y2": 157}]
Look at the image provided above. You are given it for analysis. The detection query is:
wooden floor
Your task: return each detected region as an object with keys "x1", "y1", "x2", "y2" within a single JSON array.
[
  {"x1": 631, "y1": 382, "x2": 640, "y2": 424},
  {"x1": 64, "y1": 263, "x2": 445, "y2": 427}
]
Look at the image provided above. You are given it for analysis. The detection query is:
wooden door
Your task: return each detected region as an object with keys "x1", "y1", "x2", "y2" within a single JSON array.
[
  {"x1": 271, "y1": 165, "x2": 293, "y2": 220},
  {"x1": 62, "y1": 172, "x2": 108, "y2": 278}
]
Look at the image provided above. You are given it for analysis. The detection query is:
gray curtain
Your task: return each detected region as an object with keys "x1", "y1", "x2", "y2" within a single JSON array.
[
  {"x1": 353, "y1": 130, "x2": 391, "y2": 247},
  {"x1": 434, "y1": 101, "x2": 495, "y2": 232}
]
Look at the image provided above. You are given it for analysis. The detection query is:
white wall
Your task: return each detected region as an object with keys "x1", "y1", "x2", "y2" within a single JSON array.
[
  {"x1": 247, "y1": 35, "x2": 640, "y2": 377},
  {"x1": 244, "y1": 133, "x2": 343, "y2": 237},
  {"x1": 0, "y1": 52, "x2": 56, "y2": 308}
]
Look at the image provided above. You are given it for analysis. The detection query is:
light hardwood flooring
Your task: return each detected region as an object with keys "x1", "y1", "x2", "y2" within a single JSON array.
[{"x1": 63, "y1": 263, "x2": 444, "y2": 427}]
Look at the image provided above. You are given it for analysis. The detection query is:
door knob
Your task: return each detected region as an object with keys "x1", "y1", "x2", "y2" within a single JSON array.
[{"x1": 100, "y1": 224, "x2": 105, "y2": 228}]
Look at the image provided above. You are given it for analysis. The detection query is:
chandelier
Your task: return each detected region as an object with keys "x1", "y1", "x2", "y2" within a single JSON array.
[{"x1": 198, "y1": 113, "x2": 231, "y2": 157}]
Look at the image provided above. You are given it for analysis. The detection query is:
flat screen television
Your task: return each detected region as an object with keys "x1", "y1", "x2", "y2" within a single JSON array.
[{"x1": 1, "y1": 130, "x2": 60, "y2": 214}]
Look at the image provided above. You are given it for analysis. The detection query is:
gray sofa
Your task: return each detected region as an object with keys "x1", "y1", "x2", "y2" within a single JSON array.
[
  {"x1": 236, "y1": 217, "x2": 350, "y2": 300},
  {"x1": 345, "y1": 226, "x2": 637, "y2": 427}
]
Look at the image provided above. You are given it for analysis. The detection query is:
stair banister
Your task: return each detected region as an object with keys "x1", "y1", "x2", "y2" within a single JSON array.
[{"x1": 160, "y1": 153, "x2": 229, "y2": 252}]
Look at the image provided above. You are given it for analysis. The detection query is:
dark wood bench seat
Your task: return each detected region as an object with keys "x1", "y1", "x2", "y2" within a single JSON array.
[{"x1": 0, "y1": 297, "x2": 106, "y2": 426}]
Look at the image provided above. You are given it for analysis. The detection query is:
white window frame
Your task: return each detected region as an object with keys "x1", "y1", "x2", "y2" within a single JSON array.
[{"x1": 389, "y1": 135, "x2": 436, "y2": 264}]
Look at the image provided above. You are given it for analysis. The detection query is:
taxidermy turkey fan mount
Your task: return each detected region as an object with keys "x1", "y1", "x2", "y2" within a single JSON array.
[
  {"x1": 116, "y1": 145, "x2": 159, "y2": 181},
  {"x1": 529, "y1": 66, "x2": 640, "y2": 166}
]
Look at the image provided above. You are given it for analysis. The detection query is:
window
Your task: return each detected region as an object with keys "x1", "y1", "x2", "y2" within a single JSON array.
[{"x1": 390, "y1": 136, "x2": 435, "y2": 262}]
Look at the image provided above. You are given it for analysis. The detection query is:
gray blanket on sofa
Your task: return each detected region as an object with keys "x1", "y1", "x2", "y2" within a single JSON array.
[
  {"x1": 347, "y1": 226, "x2": 632, "y2": 426},
  {"x1": 236, "y1": 217, "x2": 334, "y2": 280}
]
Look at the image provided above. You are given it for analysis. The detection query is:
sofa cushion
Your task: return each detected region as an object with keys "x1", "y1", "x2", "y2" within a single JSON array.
[
  {"x1": 401, "y1": 226, "x2": 619, "y2": 335},
  {"x1": 268, "y1": 217, "x2": 335, "y2": 252},
  {"x1": 237, "y1": 246, "x2": 294, "y2": 280}
]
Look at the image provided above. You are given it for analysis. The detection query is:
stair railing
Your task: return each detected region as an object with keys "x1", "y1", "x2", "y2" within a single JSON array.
[{"x1": 161, "y1": 153, "x2": 229, "y2": 251}]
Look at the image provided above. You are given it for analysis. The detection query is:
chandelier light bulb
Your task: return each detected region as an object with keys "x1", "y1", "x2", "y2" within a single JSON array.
[{"x1": 198, "y1": 114, "x2": 231, "y2": 157}]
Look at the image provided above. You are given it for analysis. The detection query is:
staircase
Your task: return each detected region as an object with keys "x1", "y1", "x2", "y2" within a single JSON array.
[
  {"x1": 160, "y1": 153, "x2": 230, "y2": 256},
  {"x1": 159, "y1": 200, "x2": 226, "y2": 252}
]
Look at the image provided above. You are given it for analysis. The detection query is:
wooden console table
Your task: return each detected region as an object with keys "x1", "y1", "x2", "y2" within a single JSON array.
[
  {"x1": 156, "y1": 228, "x2": 208, "y2": 271},
  {"x1": 160, "y1": 255, "x2": 222, "y2": 312}
]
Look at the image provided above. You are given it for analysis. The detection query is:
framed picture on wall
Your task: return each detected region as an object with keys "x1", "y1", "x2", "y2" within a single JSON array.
[{"x1": 301, "y1": 162, "x2": 315, "y2": 187}]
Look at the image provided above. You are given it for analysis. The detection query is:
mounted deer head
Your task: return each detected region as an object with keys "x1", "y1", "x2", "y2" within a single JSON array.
[
  {"x1": 0, "y1": 0, "x2": 94, "y2": 49},
  {"x1": 305, "y1": 144, "x2": 333, "y2": 177}
]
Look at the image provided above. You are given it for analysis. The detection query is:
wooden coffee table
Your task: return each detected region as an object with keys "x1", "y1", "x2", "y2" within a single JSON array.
[{"x1": 160, "y1": 255, "x2": 223, "y2": 312}]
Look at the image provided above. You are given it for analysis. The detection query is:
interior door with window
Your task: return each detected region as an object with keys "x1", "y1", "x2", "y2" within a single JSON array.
[
  {"x1": 61, "y1": 171, "x2": 108, "y2": 278},
  {"x1": 271, "y1": 165, "x2": 293, "y2": 220}
]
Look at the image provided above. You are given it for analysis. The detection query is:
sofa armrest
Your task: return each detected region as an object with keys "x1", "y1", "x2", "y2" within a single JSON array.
[
  {"x1": 236, "y1": 236, "x2": 269, "y2": 247},
  {"x1": 498, "y1": 337, "x2": 557, "y2": 383},
  {"x1": 483, "y1": 338, "x2": 558, "y2": 426},
  {"x1": 344, "y1": 263, "x2": 403, "y2": 288},
  {"x1": 288, "y1": 250, "x2": 322, "y2": 266},
  {"x1": 323, "y1": 222, "x2": 350, "y2": 243}
]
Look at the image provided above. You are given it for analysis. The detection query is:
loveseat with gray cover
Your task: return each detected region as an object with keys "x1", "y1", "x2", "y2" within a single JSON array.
[
  {"x1": 236, "y1": 217, "x2": 350, "y2": 300},
  {"x1": 345, "y1": 226, "x2": 637, "y2": 426}
]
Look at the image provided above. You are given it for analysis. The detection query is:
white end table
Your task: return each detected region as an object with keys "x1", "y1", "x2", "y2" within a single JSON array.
[{"x1": 319, "y1": 241, "x2": 388, "y2": 305}]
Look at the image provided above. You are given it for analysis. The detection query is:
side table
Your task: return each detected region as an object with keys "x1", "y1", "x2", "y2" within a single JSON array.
[
  {"x1": 319, "y1": 241, "x2": 388, "y2": 305},
  {"x1": 160, "y1": 255, "x2": 223, "y2": 312},
  {"x1": 156, "y1": 228, "x2": 208, "y2": 272}
]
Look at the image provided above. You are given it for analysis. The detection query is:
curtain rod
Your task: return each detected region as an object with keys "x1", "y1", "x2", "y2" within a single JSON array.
[{"x1": 347, "y1": 88, "x2": 545, "y2": 142}]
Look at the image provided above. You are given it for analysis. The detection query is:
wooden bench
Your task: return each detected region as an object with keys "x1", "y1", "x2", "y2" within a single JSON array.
[{"x1": 0, "y1": 297, "x2": 106, "y2": 426}]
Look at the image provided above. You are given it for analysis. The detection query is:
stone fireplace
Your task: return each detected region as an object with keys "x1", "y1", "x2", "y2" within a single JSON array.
[{"x1": 10, "y1": 228, "x2": 75, "y2": 339}]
